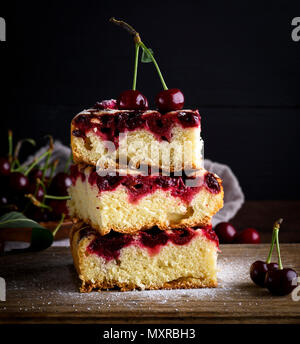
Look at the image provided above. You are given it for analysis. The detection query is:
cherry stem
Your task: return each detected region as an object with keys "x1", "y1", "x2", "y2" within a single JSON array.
[
  {"x1": 110, "y1": 17, "x2": 168, "y2": 91},
  {"x1": 24, "y1": 151, "x2": 50, "y2": 177},
  {"x1": 274, "y1": 218, "x2": 283, "y2": 270},
  {"x1": 266, "y1": 229, "x2": 276, "y2": 264},
  {"x1": 41, "y1": 136, "x2": 54, "y2": 181},
  {"x1": 48, "y1": 160, "x2": 59, "y2": 186},
  {"x1": 44, "y1": 195, "x2": 71, "y2": 200},
  {"x1": 64, "y1": 154, "x2": 72, "y2": 173},
  {"x1": 139, "y1": 42, "x2": 168, "y2": 90},
  {"x1": 52, "y1": 213, "x2": 65, "y2": 237},
  {"x1": 132, "y1": 43, "x2": 140, "y2": 90},
  {"x1": 14, "y1": 138, "x2": 36, "y2": 161},
  {"x1": 8, "y1": 130, "x2": 13, "y2": 164},
  {"x1": 25, "y1": 194, "x2": 52, "y2": 210},
  {"x1": 10, "y1": 159, "x2": 21, "y2": 171}
]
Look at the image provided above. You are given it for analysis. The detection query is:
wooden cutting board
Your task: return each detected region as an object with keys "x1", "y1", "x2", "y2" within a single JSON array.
[{"x1": 0, "y1": 244, "x2": 299, "y2": 324}]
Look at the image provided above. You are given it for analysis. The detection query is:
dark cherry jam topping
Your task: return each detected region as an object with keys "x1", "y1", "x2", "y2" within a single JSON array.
[
  {"x1": 200, "y1": 226, "x2": 219, "y2": 247},
  {"x1": 139, "y1": 228, "x2": 169, "y2": 248},
  {"x1": 83, "y1": 226, "x2": 219, "y2": 261},
  {"x1": 94, "y1": 99, "x2": 117, "y2": 110},
  {"x1": 72, "y1": 129, "x2": 85, "y2": 138},
  {"x1": 79, "y1": 227, "x2": 95, "y2": 241},
  {"x1": 204, "y1": 172, "x2": 221, "y2": 194},
  {"x1": 177, "y1": 111, "x2": 200, "y2": 127},
  {"x1": 87, "y1": 231, "x2": 133, "y2": 261},
  {"x1": 70, "y1": 165, "x2": 220, "y2": 204},
  {"x1": 169, "y1": 228, "x2": 196, "y2": 245},
  {"x1": 70, "y1": 164, "x2": 86, "y2": 184},
  {"x1": 84, "y1": 168, "x2": 202, "y2": 204},
  {"x1": 72, "y1": 109, "x2": 201, "y2": 149}
]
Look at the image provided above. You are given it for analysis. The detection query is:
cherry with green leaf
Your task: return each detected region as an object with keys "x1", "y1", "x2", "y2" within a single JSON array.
[{"x1": 110, "y1": 17, "x2": 184, "y2": 112}]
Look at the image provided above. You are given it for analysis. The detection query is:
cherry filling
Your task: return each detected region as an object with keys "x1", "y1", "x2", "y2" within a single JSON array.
[
  {"x1": 140, "y1": 228, "x2": 169, "y2": 249},
  {"x1": 87, "y1": 231, "x2": 134, "y2": 261},
  {"x1": 70, "y1": 164, "x2": 86, "y2": 184},
  {"x1": 83, "y1": 226, "x2": 218, "y2": 261},
  {"x1": 70, "y1": 165, "x2": 220, "y2": 204},
  {"x1": 72, "y1": 109, "x2": 201, "y2": 149},
  {"x1": 169, "y1": 228, "x2": 196, "y2": 245},
  {"x1": 79, "y1": 227, "x2": 95, "y2": 241},
  {"x1": 200, "y1": 226, "x2": 219, "y2": 247},
  {"x1": 87, "y1": 169, "x2": 203, "y2": 204},
  {"x1": 204, "y1": 172, "x2": 221, "y2": 194}
]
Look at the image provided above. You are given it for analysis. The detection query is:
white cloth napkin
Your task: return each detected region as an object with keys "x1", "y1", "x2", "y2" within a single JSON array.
[{"x1": 5, "y1": 142, "x2": 244, "y2": 250}]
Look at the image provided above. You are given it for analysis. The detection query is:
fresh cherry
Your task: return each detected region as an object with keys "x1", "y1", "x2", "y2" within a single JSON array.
[
  {"x1": 155, "y1": 88, "x2": 184, "y2": 112},
  {"x1": 30, "y1": 208, "x2": 51, "y2": 222},
  {"x1": 48, "y1": 200, "x2": 68, "y2": 219},
  {"x1": 214, "y1": 222, "x2": 237, "y2": 243},
  {"x1": 250, "y1": 261, "x2": 279, "y2": 287},
  {"x1": 117, "y1": 90, "x2": 148, "y2": 110},
  {"x1": 0, "y1": 176, "x2": 9, "y2": 193},
  {"x1": 28, "y1": 184, "x2": 45, "y2": 201},
  {"x1": 29, "y1": 168, "x2": 43, "y2": 182},
  {"x1": 50, "y1": 172, "x2": 72, "y2": 196},
  {"x1": 235, "y1": 227, "x2": 260, "y2": 244},
  {"x1": 9, "y1": 172, "x2": 29, "y2": 193},
  {"x1": 265, "y1": 268, "x2": 298, "y2": 296},
  {"x1": 0, "y1": 157, "x2": 11, "y2": 176}
]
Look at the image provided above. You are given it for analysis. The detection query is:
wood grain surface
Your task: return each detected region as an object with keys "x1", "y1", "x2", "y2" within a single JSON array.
[{"x1": 0, "y1": 244, "x2": 299, "y2": 324}]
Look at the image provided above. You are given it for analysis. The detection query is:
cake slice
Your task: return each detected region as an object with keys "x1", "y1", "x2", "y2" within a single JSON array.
[
  {"x1": 71, "y1": 106, "x2": 203, "y2": 172},
  {"x1": 70, "y1": 221, "x2": 219, "y2": 292},
  {"x1": 67, "y1": 164, "x2": 224, "y2": 236}
]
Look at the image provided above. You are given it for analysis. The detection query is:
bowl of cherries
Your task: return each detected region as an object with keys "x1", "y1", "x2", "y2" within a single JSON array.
[{"x1": 0, "y1": 131, "x2": 72, "y2": 253}]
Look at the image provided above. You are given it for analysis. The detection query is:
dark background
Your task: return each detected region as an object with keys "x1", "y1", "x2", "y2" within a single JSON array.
[{"x1": 1, "y1": 0, "x2": 300, "y2": 200}]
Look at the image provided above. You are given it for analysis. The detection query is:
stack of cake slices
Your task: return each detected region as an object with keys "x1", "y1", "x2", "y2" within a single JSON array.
[{"x1": 68, "y1": 103, "x2": 224, "y2": 292}]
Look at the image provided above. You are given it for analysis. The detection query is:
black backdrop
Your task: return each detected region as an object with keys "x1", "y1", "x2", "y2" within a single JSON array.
[{"x1": 1, "y1": 0, "x2": 300, "y2": 200}]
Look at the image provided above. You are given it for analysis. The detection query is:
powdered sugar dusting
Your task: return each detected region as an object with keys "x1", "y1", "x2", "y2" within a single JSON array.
[{"x1": 0, "y1": 248, "x2": 258, "y2": 314}]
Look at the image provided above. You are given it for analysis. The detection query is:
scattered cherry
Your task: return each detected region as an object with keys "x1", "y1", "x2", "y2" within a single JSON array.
[
  {"x1": 117, "y1": 90, "x2": 148, "y2": 110},
  {"x1": 267, "y1": 262, "x2": 279, "y2": 271},
  {"x1": 28, "y1": 184, "x2": 45, "y2": 202},
  {"x1": 214, "y1": 222, "x2": 237, "y2": 243},
  {"x1": 235, "y1": 227, "x2": 260, "y2": 244},
  {"x1": 0, "y1": 176, "x2": 9, "y2": 192},
  {"x1": 250, "y1": 261, "x2": 278, "y2": 287},
  {"x1": 250, "y1": 219, "x2": 298, "y2": 295},
  {"x1": 48, "y1": 200, "x2": 68, "y2": 219},
  {"x1": 155, "y1": 88, "x2": 184, "y2": 112},
  {"x1": 29, "y1": 168, "x2": 43, "y2": 182},
  {"x1": 9, "y1": 172, "x2": 29, "y2": 193},
  {"x1": 30, "y1": 208, "x2": 51, "y2": 222},
  {"x1": 50, "y1": 172, "x2": 72, "y2": 196},
  {"x1": 0, "y1": 157, "x2": 11, "y2": 176},
  {"x1": 265, "y1": 268, "x2": 298, "y2": 296}
]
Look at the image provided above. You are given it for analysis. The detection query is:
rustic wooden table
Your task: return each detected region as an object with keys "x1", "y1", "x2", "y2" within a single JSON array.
[{"x1": 0, "y1": 244, "x2": 299, "y2": 324}]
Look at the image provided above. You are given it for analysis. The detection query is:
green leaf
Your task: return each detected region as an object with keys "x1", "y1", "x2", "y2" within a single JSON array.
[
  {"x1": 141, "y1": 48, "x2": 154, "y2": 63},
  {"x1": 30, "y1": 227, "x2": 54, "y2": 251},
  {"x1": 0, "y1": 211, "x2": 53, "y2": 252}
]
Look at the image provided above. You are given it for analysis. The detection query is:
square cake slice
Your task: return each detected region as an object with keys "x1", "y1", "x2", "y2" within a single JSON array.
[
  {"x1": 67, "y1": 164, "x2": 224, "y2": 236},
  {"x1": 70, "y1": 222, "x2": 219, "y2": 292},
  {"x1": 71, "y1": 108, "x2": 203, "y2": 172}
]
